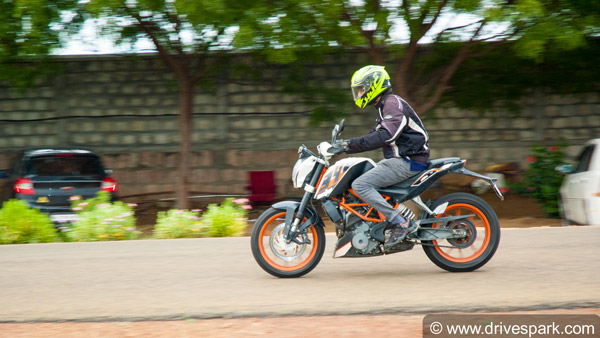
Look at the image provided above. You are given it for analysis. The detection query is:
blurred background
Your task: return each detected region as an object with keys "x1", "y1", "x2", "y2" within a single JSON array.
[{"x1": 0, "y1": 0, "x2": 598, "y2": 225}]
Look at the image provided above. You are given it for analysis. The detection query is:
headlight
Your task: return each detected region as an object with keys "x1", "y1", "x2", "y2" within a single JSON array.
[{"x1": 292, "y1": 155, "x2": 318, "y2": 188}]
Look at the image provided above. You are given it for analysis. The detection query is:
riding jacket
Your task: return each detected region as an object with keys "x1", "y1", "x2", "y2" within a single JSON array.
[{"x1": 346, "y1": 92, "x2": 430, "y2": 165}]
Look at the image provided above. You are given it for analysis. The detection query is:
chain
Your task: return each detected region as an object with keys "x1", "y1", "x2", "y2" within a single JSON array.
[{"x1": 408, "y1": 239, "x2": 460, "y2": 249}]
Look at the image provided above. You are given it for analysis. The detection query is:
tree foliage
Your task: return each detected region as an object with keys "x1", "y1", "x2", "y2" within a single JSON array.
[
  {"x1": 448, "y1": 38, "x2": 600, "y2": 114},
  {"x1": 236, "y1": 0, "x2": 600, "y2": 115},
  {"x1": 82, "y1": 0, "x2": 256, "y2": 209},
  {"x1": 83, "y1": 0, "x2": 249, "y2": 77},
  {"x1": 0, "y1": 0, "x2": 78, "y2": 87}
]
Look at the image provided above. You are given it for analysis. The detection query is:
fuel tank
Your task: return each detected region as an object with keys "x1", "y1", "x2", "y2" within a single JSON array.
[{"x1": 315, "y1": 157, "x2": 376, "y2": 200}]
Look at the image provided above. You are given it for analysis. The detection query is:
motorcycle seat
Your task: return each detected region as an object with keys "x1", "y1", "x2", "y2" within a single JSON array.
[
  {"x1": 376, "y1": 172, "x2": 421, "y2": 197},
  {"x1": 376, "y1": 158, "x2": 462, "y2": 199},
  {"x1": 427, "y1": 157, "x2": 461, "y2": 169}
]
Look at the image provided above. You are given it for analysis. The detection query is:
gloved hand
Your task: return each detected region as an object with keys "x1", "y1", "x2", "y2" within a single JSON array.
[{"x1": 329, "y1": 139, "x2": 349, "y2": 154}]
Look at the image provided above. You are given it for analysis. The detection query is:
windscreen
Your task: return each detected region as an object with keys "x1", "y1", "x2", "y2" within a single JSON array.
[{"x1": 24, "y1": 155, "x2": 105, "y2": 176}]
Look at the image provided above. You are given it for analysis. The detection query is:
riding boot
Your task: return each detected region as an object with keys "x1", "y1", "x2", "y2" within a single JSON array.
[{"x1": 384, "y1": 218, "x2": 418, "y2": 249}]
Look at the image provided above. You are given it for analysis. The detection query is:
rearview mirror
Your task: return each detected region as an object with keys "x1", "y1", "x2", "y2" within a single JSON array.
[
  {"x1": 331, "y1": 125, "x2": 340, "y2": 143},
  {"x1": 331, "y1": 119, "x2": 345, "y2": 143},
  {"x1": 556, "y1": 164, "x2": 574, "y2": 174},
  {"x1": 0, "y1": 170, "x2": 5, "y2": 179}
]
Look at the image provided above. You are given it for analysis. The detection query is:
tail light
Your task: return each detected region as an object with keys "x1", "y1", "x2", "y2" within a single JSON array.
[
  {"x1": 14, "y1": 178, "x2": 35, "y2": 195},
  {"x1": 101, "y1": 177, "x2": 117, "y2": 192}
]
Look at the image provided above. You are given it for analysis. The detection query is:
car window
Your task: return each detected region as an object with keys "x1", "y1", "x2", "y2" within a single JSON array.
[
  {"x1": 24, "y1": 155, "x2": 105, "y2": 176},
  {"x1": 573, "y1": 145, "x2": 595, "y2": 174}
]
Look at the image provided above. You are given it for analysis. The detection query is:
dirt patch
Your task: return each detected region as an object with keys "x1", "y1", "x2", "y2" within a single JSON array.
[{"x1": 1, "y1": 309, "x2": 597, "y2": 338}]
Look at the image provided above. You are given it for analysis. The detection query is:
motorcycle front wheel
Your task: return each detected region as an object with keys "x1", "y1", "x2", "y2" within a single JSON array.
[
  {"x1": 422, "y1": 192, "x2": 500, "y2": 272},
  {"x1": 251, "y1": 207, "x2": 326, "y2": 278}
]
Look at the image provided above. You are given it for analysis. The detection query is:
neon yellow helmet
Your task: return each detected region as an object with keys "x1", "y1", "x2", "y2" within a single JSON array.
[{"x1": 351, "y1": 65, "x2": 391, "y2": 108}]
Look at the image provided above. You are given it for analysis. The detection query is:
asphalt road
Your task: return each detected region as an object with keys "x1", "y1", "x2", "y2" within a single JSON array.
[{"x1": 1, "y1": 226, "x2": 599, "y2": 322}]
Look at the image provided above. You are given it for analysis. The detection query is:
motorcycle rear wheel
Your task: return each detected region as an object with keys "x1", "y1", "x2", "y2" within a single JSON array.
[
  {"x1": 422, "y1": 193, "x2": 500, "y2": 272},
  {"x1": 251, "y1": 207, "x2": 326, "y2": 278}
]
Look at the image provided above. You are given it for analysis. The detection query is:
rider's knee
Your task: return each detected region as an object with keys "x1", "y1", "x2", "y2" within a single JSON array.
[{"x1": 352, "y1": 176, "x2": 369, "y2": 193}]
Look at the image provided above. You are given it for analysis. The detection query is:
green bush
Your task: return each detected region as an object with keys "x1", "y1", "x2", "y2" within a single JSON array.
[
  {"x1": 202, "y1": 198, "x2": 249, "y2": 237},
  {"x1": 153, "y1": 198, "x2": 250, "y2": 239},
  {"x1": 153, "y1": 209, "x2": 204, "y2": 239},
  {"x1": 0, "y1": 200, "x2": 58, "y2": 244},
  {"x1": 69, "y1": 192, "x2": 111, "y2": 213},
  {"x1": 512, "y1": 144, "x2": 566, "y2": 218},
  {"x1": 67, "y1": 191, "x2": 139, "y2": 241}
]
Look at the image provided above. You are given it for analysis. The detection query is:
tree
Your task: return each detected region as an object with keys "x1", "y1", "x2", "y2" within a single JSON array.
[
  {"x1": 237, "y1": 0, "x2": 599, "y2": 116},
  {"x1": 0, "y1": 0, "x2": 78, "y2": 87},
  {"x1": 84, "y1": 0, "x2": 254, "y2": 209},
  {"x1": 445, "y1": 37, "x2": 600, "y2": 114}
]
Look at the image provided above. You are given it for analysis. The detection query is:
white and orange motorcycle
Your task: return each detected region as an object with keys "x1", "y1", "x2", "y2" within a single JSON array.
[{"x1": 251, "y1": 120, "x2": 503, "y2": 278}]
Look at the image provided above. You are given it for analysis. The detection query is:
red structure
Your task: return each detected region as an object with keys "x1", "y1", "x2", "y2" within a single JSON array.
[{"x1": 246, "y1": 171, "x2": 277, "y2": 204}]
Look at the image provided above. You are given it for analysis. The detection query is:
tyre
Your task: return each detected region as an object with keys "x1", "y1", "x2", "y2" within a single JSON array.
[
  {"x1": 422, "y1": 193, "x2": 500, "y2": 272},
  {"x1": 558, "y1": 197, "x2": 575, "y2": 226},
  {"x1": 251, "y1": 207, "x2": 326, "y2": 278}
]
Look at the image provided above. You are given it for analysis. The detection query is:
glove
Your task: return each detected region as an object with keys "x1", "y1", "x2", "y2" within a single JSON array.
[
  {"x1": 330, "y1": 140, "x2": 349, "y2": 155},
  {"x1": 338, "y1": 139, "x2": 350, "y2": 151}
]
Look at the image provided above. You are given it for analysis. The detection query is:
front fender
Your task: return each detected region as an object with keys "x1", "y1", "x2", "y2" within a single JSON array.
[{"x1": 272, "y1": 200, "x2": 324, "y2": 231}]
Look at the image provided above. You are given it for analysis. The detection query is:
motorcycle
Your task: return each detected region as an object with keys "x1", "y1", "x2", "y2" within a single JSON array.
[{"x1": 251, "y1": 120, "x2": 503, "y2": 278}]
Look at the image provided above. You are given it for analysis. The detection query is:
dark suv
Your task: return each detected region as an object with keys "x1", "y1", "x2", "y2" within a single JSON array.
[{"x1": 0, "y1": 149, "x2": 117, "y2": 223}]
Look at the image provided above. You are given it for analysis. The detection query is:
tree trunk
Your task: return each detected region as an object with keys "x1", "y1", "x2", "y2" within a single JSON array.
[
  {"x1": 413, "y1": 42, "x2": 473, "y2": 115},
  {"x1": 175, "y1": 76, "x2": 194, "y2": 210},
  {"x1": 393, "y1": 40, "x2": 419, "y2": 104}
]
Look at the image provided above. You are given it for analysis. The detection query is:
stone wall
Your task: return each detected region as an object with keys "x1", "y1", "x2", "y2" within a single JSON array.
[{"x1": 0, "y1": 54, "x2": 599, "y2": 198}]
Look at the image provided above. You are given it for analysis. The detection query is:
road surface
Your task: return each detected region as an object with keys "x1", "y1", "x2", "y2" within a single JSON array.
[{"x1": 1, "y1": 226, "x2": 599, "y2": 322}]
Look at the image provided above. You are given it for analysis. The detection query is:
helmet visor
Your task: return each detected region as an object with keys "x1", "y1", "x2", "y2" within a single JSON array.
[{"x1": 352, "y1": 85, "x2": 367, "y2": 101}]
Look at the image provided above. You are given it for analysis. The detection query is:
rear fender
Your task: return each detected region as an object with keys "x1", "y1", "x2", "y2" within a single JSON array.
[
  {"x1": 452, "y1": 167, "x2": 505, "y2": 201},
  {"x1": 272, "y1": 201, "x2": 325, "y2": 232}
]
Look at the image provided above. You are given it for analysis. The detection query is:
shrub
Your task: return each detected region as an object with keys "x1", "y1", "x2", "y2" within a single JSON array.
[
  {"x1": 0, "y1": 200, "x2": 58, "y2": 244},
  {"x1": 512, "y1": 144, "x2": 566, "y2": 218},
  {"x1": 67, "y1": 191, "x2": 139, "y2": 241},
  {"x1": 202, "y1": 198, "x2": 249, "y2": 237},
  {"x1": 153, "y1": 198, "x2": 250, "y2": 239},
  {"x1": 153, "y1": 209, "x2": 204, "y2": 239},
  {"x1": 69, "y1": 192, "x2": 111, "y2": 213}
]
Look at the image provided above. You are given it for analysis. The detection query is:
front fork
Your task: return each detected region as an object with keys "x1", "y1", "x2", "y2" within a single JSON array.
[
  {"x1": 285, "y1": 163, "x2": 325, "y2": 244},
  {"x1": 283, "y1": 190, "x2": 315, "y2": 245}
]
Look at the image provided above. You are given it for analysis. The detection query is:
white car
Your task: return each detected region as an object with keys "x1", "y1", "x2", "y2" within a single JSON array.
[{"x1": 558, "y1": 138, "x2": 600, "y2": 225}]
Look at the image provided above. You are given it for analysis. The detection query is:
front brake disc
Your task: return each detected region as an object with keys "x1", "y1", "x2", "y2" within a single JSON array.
[{"x1": 270, "y1": 223, "x2": 307, "y2": 261}]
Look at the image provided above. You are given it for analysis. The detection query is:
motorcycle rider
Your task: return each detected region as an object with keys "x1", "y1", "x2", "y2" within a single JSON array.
[{"x1": 336, "y1": 65, "x2": 430, "y2": 249}]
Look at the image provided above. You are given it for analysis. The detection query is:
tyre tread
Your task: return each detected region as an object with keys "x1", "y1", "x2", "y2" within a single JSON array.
[
  {"x1": 422, "y1": 193, "x2": 501, "y2": 272},
  {"x1": 250, "y1": 207, "x2": 326, "y2": 278}
]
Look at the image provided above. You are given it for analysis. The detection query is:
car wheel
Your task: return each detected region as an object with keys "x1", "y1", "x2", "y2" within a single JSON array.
[{"x1": 558, "y1": 197, "x2": 575, "y2": 226}]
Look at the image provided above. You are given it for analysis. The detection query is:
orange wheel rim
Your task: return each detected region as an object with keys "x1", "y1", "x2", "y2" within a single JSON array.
[
  {"x1": 432, "y1": 203, "x2": 491, "y2": 263},
  {"x1": 258, "y1": 212, "x2": 319, "y2": 271}
]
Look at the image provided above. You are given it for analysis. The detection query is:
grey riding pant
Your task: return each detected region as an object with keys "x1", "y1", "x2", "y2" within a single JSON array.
[{"x1": 351, "y1": 157, "x2": 420, "y2": 221}]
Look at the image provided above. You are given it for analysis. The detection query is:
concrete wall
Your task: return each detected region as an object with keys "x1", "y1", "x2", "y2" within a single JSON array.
[{"x1": 1, "y1": 54, "x2": 599, "y2": 198}]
